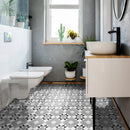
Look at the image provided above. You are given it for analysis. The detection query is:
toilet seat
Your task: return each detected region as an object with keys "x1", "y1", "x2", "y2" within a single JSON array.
[{"x1": 10, "y1": 72, "x2": 44, "y2": 79}]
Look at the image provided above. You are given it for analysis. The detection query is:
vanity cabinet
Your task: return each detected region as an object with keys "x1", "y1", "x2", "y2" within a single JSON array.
[{"x1": 85, "y1": 52, "x2": 130, "y2": 97}]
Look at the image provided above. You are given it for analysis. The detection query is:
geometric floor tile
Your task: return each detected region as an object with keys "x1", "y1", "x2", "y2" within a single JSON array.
[{"x1": 0, "y1": 84, "x2": 125, "y2": 130}]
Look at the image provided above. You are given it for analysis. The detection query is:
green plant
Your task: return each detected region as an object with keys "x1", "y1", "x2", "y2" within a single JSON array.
[
  {"x1": 64, "y1": 61, "x2": 78, "y2": 71},
  {"x1": 67, "y1": 30, "x2": 78, "y2": 40},
  {"x1": 85, "y1": 33, "x2": 95, "y2": 42},
  {"x1": 0, "y1": 0, "x2": 15, "y2": 16},
  {"x1": 83, "y1": 42, "x2": 87, "y2": 51},
  {"x1": 0, "y1": 1, "x2": 9, "y2": 15},
  {"x1": 58, "y1": 24, "x2": 65, "y2": 42},
  {"x1": 82, "y1": 33, "x2": 95, "y2": 57},
  {"x1": 9, "y1": 0, "x2": 15, "y2": 16},
  {"x1": 17, "y1": 14, "x2": 25, "y2": 22}
]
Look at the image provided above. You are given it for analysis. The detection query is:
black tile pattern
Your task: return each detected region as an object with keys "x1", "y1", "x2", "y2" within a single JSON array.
[{"x1": 0, "y1": 84, "x2": 125, "y2": 130}]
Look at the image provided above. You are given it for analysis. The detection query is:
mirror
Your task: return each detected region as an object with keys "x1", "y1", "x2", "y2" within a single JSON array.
[{"x1": 113, "y1": 0, "x2": 127, "y2": 21}]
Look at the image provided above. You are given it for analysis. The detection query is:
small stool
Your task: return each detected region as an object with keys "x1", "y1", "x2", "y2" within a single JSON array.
[
  {"x1": 65, "y1": 78, "x2": 76, "y2": 81},
  {"x1": 80, "y1": 76, "x2": 86, "y2": 80}
]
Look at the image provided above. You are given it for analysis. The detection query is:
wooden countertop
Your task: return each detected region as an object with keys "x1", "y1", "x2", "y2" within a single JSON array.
[{"x1": 85, "y1": 51, "x2": 130, "y2": 59}]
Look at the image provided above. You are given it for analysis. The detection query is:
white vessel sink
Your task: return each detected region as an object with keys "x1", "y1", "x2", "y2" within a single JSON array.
[{"x1": 87, "y1": 41, "x2": 116, "y2": 54}]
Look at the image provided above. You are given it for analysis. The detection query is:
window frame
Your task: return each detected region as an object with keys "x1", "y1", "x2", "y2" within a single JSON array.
[{"x1": 46, "y1": 0, "x2": 83, "y2": 43}]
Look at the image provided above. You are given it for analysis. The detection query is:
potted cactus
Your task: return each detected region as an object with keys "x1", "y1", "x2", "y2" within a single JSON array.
[
  {"x1": 64, "y1": 61, "x2": 78, "y2": 78},
  {"x1": 58, "y1": 24, "x2": 65, "y2": 42}
]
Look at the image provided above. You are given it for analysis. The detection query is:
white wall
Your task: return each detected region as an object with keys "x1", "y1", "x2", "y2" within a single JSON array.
[{"x1": 0, "y1": 25, "x2": 32, "y2": 80}]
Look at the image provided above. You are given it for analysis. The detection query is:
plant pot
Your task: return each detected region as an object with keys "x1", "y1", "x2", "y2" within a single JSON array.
[
  {"x1": 17, "y1": 22, "x2": 25, "y2": 28},
  {"x1": 71, "y1": 38, "x2": 77, "y2": 43},
  {"x1": 9, "y1": 16, "x2": 16, "y2": 26},
  {"x1": 59, "y1": 37, "x2": 64, "y2": 42},
  {"x1": 65, "y1": 70, "x2": 76, "y2": 78},
  {"x1": 82, "y1": 68, "x2": 86, "y2": 77}
]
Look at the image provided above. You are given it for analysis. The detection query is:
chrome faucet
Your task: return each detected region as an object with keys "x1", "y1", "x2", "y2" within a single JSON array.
[{"x1": 108, "y1": 27, "x2": 121, "y2": 55}]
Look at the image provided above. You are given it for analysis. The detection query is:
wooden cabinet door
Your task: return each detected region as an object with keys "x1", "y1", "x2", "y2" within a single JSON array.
[{"x1": 86, "y1": 58, "x2": 130, "y2": 97}]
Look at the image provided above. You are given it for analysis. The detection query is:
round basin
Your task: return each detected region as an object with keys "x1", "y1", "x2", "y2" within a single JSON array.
[{"x1": 87, "y1": 41, "x2": 116, "y2": 54}]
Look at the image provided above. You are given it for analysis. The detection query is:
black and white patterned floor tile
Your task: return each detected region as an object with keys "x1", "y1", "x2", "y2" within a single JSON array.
[{"x1": 0, "y1": 84, "x2": 125, "y2": 130}]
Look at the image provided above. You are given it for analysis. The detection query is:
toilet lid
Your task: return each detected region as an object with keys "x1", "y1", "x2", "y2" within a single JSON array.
[{"x1": 10, "y1": 72, "x2": 44, "y2": 79}]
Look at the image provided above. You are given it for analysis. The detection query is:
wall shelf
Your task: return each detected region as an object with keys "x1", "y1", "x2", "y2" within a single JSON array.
[
  {"x1": 65, "y1": 78, "x2": 76, "y2": 81},
  {"x1": 80, "y1": 76, "x2": 86, "y2": 80},
  {"x1": 43, "y1": 42, "x2": 84, "y2": 45}
]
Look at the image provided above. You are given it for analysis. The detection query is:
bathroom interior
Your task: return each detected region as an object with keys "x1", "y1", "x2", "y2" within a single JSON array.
[{"x1": 0, "y1": 0, "x2": 130, "y2": 129}]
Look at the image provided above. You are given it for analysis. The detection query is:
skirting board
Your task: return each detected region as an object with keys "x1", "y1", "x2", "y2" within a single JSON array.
[
  {"x1": 40, "y1": 82, "x2": 85, "y2": 85},
  {"x1": 112, "y1": 98, "x2": 130, "y2": 130}
]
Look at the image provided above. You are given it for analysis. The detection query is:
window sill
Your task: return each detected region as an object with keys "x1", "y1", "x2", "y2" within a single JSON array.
[
  {"x1": 43, "y1": 38, "x2": 84, "y2": 45},
  {"x1": 43, "y1": 42, "x2": 84, "y2": 45}
]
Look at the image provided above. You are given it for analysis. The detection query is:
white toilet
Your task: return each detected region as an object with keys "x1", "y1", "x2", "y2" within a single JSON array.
[
  {"x1": 9, "y1": 71, "x2": 44, "y2": 99},
  {"x1": 0, "y1": 71, "x2": 44, "y2": 110},
  {"x1": 28, "y1": 66, "x2": 53, "y2": 77},
  {"x1": 0, "y1": 66, "x2": 53, "y2": 110},
  {"x1": 9, "y1": 67, "x2": 53, "y2": 99},
  {"x1": 0, "y1": 79, "x2": 11, "y2": 110}
]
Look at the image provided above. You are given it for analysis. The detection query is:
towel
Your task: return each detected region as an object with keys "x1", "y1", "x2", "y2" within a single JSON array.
[{"x1": 0, "y1": 77, "x2": 11, "y2": 110}]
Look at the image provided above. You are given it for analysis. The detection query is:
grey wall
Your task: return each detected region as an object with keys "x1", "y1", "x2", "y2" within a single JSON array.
[
  {"x1": 100, "y1": 0, "x2": 112, "y2": 41},
  {"x1": 113, "y1": 0, "x2": 130, "y2": 127},
  {"x1": 95, "y1": 0, "x2": 100, "y2": 40},
  {"x1": 29, "y1": 0, "x2": 95, "y2": 82},
  {"x1": 83, "y1": 0, "x2": 95, "y2": 39}
]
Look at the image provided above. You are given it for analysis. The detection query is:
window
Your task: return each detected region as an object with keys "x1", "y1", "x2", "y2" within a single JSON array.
[{"x1": 46, "y1": 0, "x2": 83, "y2": 42}]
